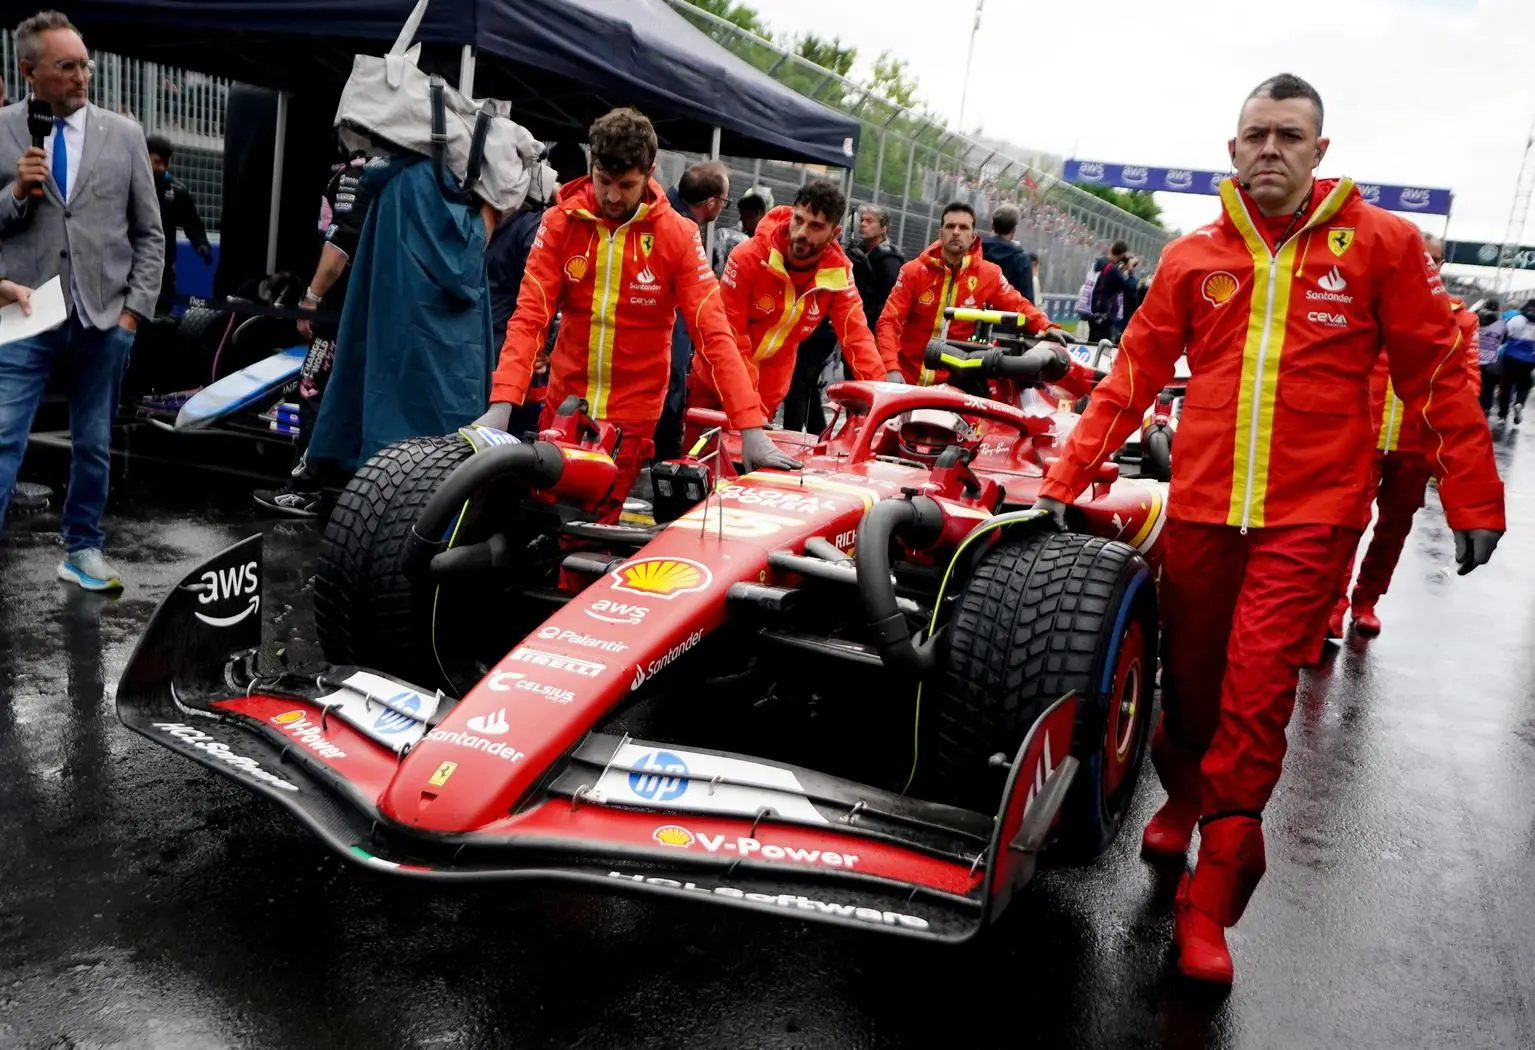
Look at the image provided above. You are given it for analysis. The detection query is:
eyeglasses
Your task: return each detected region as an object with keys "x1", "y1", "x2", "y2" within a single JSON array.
[{"x1": 42, "y1": 58, "x2": 95, "y2": 76}]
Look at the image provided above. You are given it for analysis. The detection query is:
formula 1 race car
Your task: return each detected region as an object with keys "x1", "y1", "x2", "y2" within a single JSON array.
[{"x1": 117, "y1": 341, "x2": 1167, "y2": 943}]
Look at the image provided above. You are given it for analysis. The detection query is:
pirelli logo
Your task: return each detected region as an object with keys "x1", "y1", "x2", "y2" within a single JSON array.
[{"x1": 510, "y1": 647, "x2": 605, "y2": 678}]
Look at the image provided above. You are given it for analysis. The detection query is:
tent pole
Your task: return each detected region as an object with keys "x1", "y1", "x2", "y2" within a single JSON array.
[
  {"x1": 706, "y1": 125, "x2": 722, "y2": 263},
  {"x1": 459, "y1": 45, "x2": 476, "y2": 97},
  {"x1": 266, "y1": 90, "x2": 289, "y2": 276}
]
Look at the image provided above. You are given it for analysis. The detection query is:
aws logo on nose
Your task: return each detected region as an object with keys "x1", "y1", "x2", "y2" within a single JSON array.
[{"x1": 194, "y1": 561, "x2": 260, "y2": 628}]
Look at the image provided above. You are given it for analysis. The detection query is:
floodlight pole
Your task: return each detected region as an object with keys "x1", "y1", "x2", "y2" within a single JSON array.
[{"x1": 957, "y1": 0, "x2": 984, "y2": 132}]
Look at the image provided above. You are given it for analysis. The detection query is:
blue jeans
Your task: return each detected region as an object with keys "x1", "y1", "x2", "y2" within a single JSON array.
[{"x1": 0, "y1": 317, "x2": 133, "y2": 551}]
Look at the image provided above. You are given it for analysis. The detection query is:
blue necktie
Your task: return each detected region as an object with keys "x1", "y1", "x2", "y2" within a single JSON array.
[{"x1": 52, "y1": 117, "x2": 67, "y2": 202}]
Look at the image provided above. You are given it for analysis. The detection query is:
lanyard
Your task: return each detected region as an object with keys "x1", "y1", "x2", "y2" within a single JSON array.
[{"x1": 1273, "y1": 186, "x2": 1315, "y2": 250}]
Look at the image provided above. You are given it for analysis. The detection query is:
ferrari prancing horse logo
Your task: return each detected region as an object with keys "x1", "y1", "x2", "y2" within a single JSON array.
[
  {"x1": 1327, "y1": 227, "x2": 1355, "y2": 258},
  {"x1": 640, "y1": 233, "x2": 654, "y2": 256}
]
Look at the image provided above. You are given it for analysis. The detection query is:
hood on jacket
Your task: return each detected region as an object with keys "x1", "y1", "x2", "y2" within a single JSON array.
[
  {"x1": 757, "y1": 204, "x2": 854, "y2": 277},
  {"x1": 1218, "y1": 176, "x2": 1356, "y2": 238},
  {"x1": 918, "y1": 235, "x2": 985, "y2": 270},
  {"x1": 982, "y1": 234, "x2": 1030, "y2": 263},
  {"x1": 558, "y1": 175, "x2": 672, "y2": 225}
]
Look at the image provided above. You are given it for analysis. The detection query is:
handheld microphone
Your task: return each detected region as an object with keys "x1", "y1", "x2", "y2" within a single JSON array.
[{"x1": 26, "y1": 98, "x2": 53, "y2": 199}]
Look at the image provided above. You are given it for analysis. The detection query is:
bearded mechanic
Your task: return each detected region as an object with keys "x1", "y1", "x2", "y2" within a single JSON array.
[
  {"x1": 877, "y1": 201, "x2": 1066, "y2": 385},
  {"x1": 1326, "y1": 232, "x2": 1482, "y2": 638},
  {"x1": 477, "y1": 107, "x2": 798, "y2": 518},
  {"x1": 689, "y1": 177, "x2": 897, "y2": 424},
  {"x1": 1033, "y1": 74, "x2": 1503, "y2": 986}
]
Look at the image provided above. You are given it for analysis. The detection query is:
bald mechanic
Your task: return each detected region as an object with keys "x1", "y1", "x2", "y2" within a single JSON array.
[
  {"x1": 690, "y1": 178, "x2": 897, "y2": 422},
  {"x1": 1032, "y1": 74, "x2": 1503, "y2": 986},
  {"x1": 1327, "y1": 232, "x2": 1483, "y2": 638},
  {"x1": 877, "y1": 202, "x2": 1065, "y2": 385},
  {"x1": 477, "y1": 107, "x2": 798, "y2": 520}
]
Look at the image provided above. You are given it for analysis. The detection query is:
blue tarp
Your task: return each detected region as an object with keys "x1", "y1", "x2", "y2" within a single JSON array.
[
  {"x1": 306, "y1": 156, "x2": 496, "y2": 473},
  {"x1": 67, "y1": 0, "x2": 860, "y2": 166}
]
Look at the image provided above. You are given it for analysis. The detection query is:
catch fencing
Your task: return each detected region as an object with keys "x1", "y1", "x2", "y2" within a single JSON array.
[
  {"x1": 2, "y1": 14, "x2": 1170, "y2": 296},
  {"x1": 663, "y1": 0, "x2": 1171, "y2": 294}
]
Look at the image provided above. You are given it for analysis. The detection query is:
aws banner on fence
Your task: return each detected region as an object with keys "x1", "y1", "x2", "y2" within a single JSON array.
[{"x1": 1063, "y1": 159, "x2": 1453, "y2": 216}]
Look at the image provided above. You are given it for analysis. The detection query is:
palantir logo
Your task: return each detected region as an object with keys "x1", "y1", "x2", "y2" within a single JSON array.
[
  {"x1": 193, "y1": 560, "x2": 260, "y2": 628},
  {"x1": 628, "y1": 750, "x2": 690, "y2": 802}
]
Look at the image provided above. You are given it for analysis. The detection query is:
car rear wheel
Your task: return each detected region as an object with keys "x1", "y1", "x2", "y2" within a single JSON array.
[{"x1": 932, "y1": 530, "x2": 1157, "y2": 863}]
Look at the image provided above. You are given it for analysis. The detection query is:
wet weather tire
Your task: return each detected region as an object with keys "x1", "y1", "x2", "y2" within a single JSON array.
[
  {"x1": 934, "y1": 530, "x2": 1157, "y2": 862},
  {"x1": 314, "y1": 435, "x2": 473, "y2": 688},
  {"x1": 1143, "y1": 424, "x2": 1173, "y2": 482}
]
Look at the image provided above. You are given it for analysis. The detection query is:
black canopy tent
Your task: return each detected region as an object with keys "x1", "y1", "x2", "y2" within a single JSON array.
[{"x1": 63, "y1": 0, "x2": 861, "y2": 165}]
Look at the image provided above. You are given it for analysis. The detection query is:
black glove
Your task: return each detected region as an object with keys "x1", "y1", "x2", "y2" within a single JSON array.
[
  {"x1": 1453, "y1": 529, "x2": 1501, "y2": 576},
  {"x1": 741, "y1": 428, "x2": 802, "y2": 473},
  {"x1": 1033, "y1": 496, "x2": 1068, "y2": 530},
  {"x1": 472, "y1": 402, "x2": 514, "y2": 432},
  {"x1": 1038, "y1": 327, "x2": 1071, "y2": 346}
]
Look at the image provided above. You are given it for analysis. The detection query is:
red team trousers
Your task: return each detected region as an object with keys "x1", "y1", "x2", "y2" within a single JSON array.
[
  {"x1": 1154, "y1": 519, "x2": 1360, "y2": 924},
  {"x1": 1335, "y1": 451, "x2": 1434, "y2": 608}
]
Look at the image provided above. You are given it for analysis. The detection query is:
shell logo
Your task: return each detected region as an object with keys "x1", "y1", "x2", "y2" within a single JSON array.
[
  {"x1": 653, "y1": 825, "x2": 694, "y2": 848},
  {"x1": 1201, "y1": 271, "x2": 1239, "y2": 306},
  {"x1": 611, "y1": 557, "x2": 714, "y2": 600},
  {"x1": 564, "y1": 256, "x2": 589, "y2": 281},
  {"x1": 273, "y1": 710, "x2": 306, "y2": 725},
  {"x1": 918, "y1": 289, "x2": 935, "y2": 306},
  {"x1": 755, "y1": 293, "x2": 776, "y2": 313}
]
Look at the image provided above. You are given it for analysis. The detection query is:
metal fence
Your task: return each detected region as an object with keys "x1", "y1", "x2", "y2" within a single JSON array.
[
  {"x1": 0, "y1": 31, "x2": 229, "y2": 231},
  {"x1": 663, "y1": 0, "x2": 1171, "y2": 295},
  {"x1": 1, "y1": 11, "x2": 1169, "y2": 294}
]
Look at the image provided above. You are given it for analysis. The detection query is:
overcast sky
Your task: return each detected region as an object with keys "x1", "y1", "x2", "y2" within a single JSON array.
[{"x1": 752, "y1": 0, "x2": 1525, "y2": 269}]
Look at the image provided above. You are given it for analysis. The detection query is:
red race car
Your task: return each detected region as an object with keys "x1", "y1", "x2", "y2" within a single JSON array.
[{"x1": 117, "y1": 342, "x2": 1167, "y2": 943}]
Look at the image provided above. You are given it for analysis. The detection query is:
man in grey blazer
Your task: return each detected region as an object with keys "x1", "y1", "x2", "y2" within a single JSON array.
[{"x1": 0, "y1": 9, "x2": 163, "y2": 591}]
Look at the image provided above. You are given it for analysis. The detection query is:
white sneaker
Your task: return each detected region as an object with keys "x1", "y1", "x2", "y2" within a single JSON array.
[{"x1": 58, "y1": 548, "x2": 124, "y2": 592}]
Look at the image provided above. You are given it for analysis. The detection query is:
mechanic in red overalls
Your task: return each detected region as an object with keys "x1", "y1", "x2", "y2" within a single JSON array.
[
  {"x1": 1033, "y1": 74, "x2": 1504, "y2": 985},
  {"x1": 689, "y1": 178, "x2": 897, "y2": 421},
  {"x1": 477, "y1": 108, "x2": 799, "y2": 520},
  {"x1": 876, "y1": 203, "x2": 1065, "y2": 384},
  {"x1": 1326, "y1": 233, "x2": 1483, "y2": 637}
]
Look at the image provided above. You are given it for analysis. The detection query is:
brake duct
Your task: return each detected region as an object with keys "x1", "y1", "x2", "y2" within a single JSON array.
[
  {"x1": 855, "y1": 496, "x2": 947, "y2": 673},
  {"x1": 405, "y1": 441, "x2": 566, "y2": 580}
]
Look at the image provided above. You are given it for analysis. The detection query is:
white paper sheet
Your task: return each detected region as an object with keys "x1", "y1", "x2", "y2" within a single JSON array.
[{"x1": 0, "y1": 277, "x2": 67, "y2": 346}]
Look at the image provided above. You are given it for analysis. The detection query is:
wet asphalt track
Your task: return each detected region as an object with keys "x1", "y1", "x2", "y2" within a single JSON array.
[{"x1": 2, "y1": 423, "x2": 1535, "y2": 1050}]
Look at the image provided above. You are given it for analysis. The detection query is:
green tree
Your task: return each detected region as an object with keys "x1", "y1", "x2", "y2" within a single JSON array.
[
  {"x1": 688, "y1": 0, "x2": 769, "y2": 36},
  {"x1": 1073, "y1": 184, "x2": 1165, "y2": 229}
]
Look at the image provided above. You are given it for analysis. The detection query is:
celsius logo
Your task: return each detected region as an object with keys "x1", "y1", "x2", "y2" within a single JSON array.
[
  {"x1": 628, "y1": 750, "x2": 690, "y2": 802},
  {"x1": 194, "y1": 561, "x2": 260, "y2": 628}
]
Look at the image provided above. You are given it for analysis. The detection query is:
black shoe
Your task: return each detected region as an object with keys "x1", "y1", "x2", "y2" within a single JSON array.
[{"x1": 253, "y1": 486, "x2": 321, "y2": 519}]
